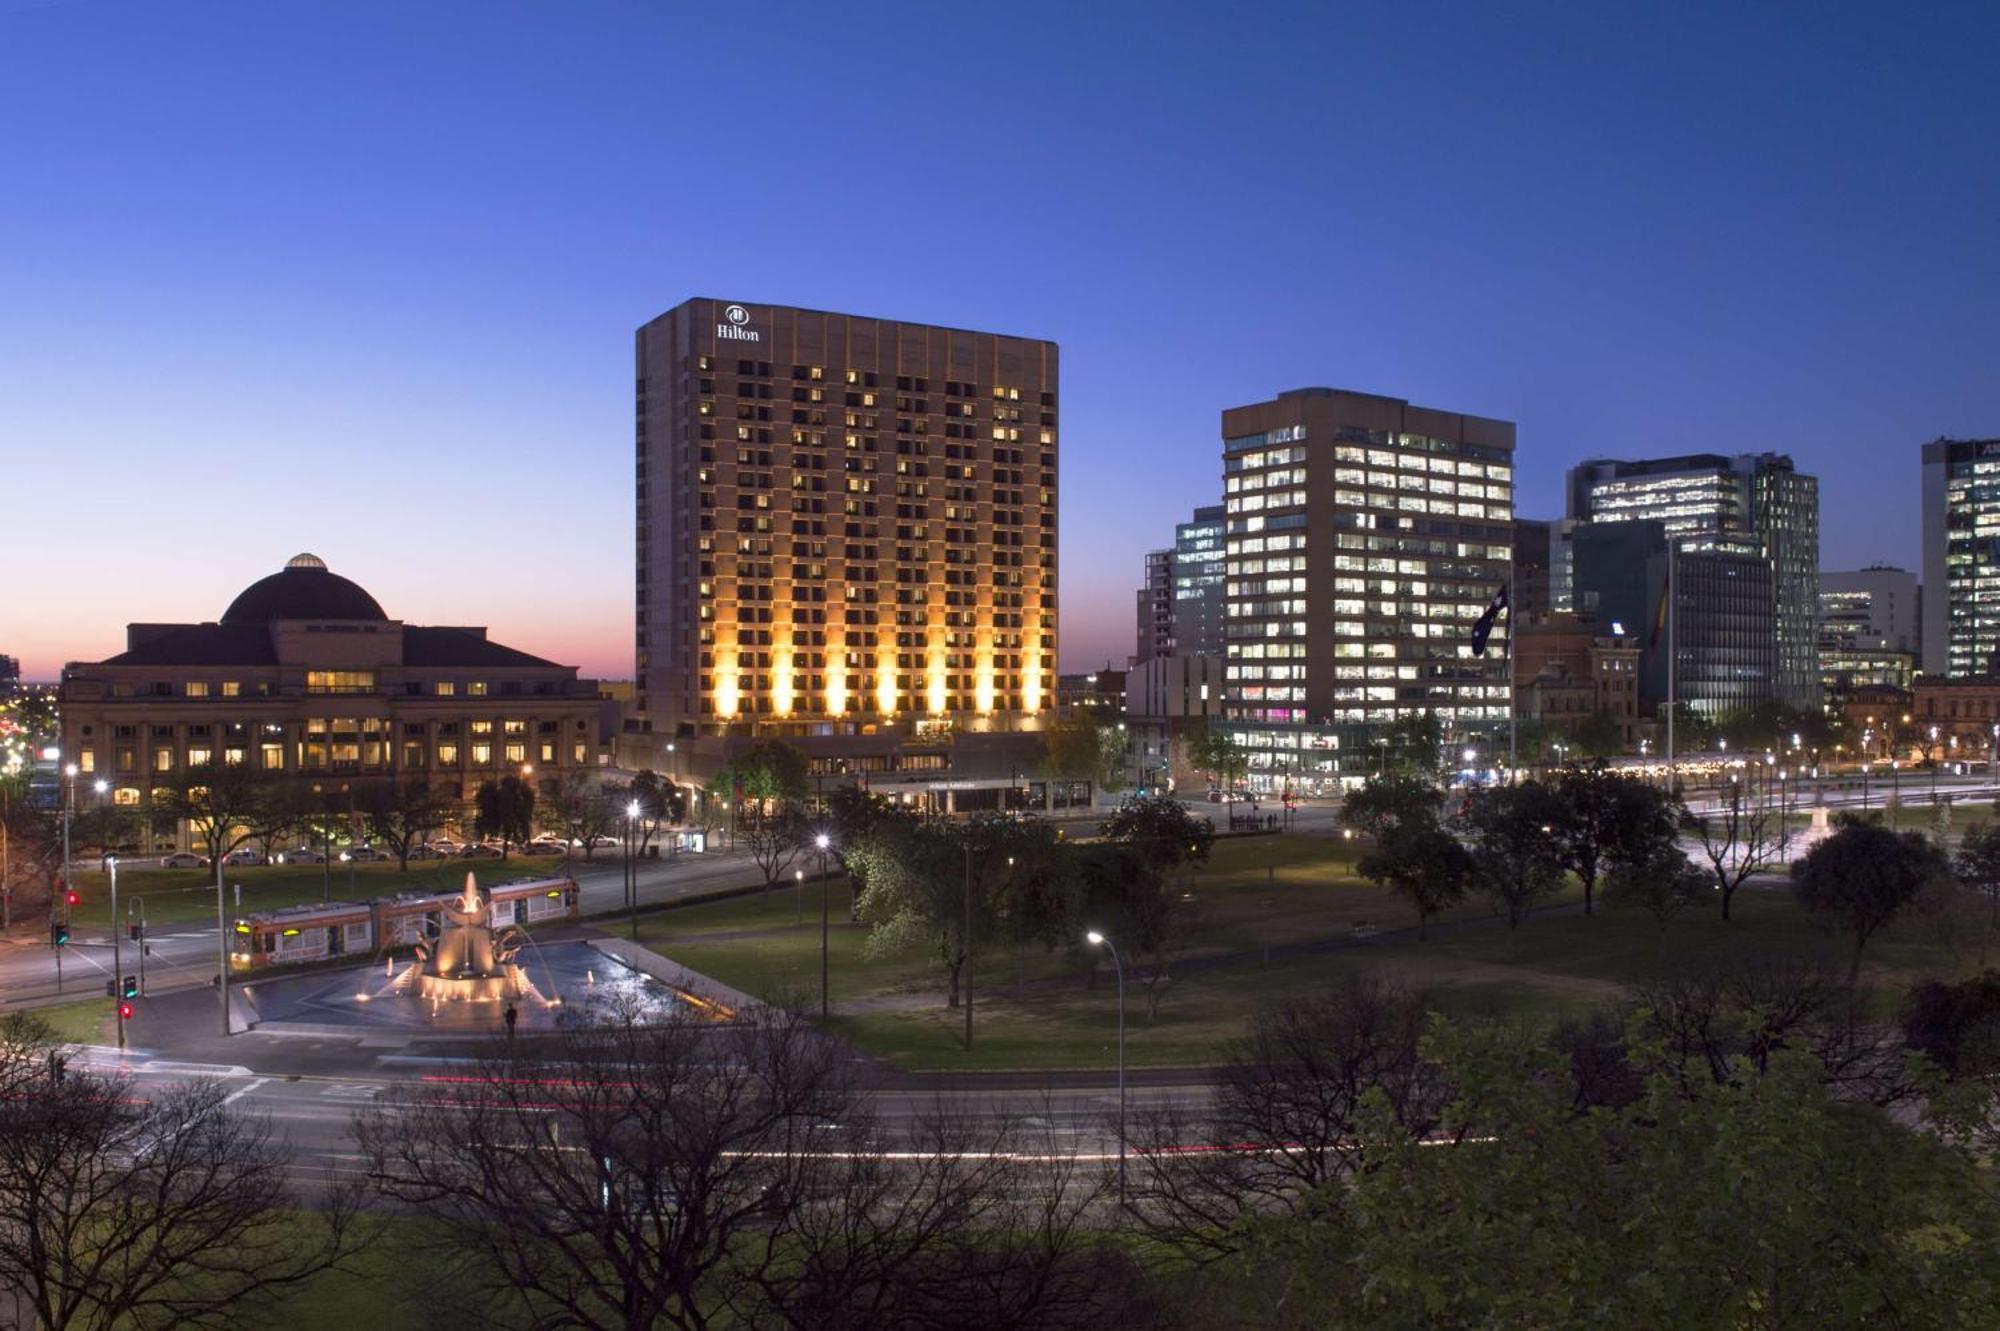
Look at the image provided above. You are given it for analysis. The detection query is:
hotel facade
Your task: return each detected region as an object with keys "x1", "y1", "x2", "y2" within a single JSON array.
[
  {"x1": 630, "y1": 298, "x2": 1060, "y2": 801},
  {"x1": 1218, "y1": 387, "x2": 1516, "y2": 793}
]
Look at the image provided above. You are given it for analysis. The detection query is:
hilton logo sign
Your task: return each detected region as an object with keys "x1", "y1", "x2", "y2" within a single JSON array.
[{"x1": 717, "y1": 303, "x2": 761, "y2": 343}]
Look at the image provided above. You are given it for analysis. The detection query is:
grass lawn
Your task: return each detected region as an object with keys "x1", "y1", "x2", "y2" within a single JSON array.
[
  {"x1": 16, "y1": 996, "x2": 114, "y2": 1044},
  {"x1": 62, "y1": 855, "x2": 572, "y2": 929},
  {"x1": 633, "y1": 831, "x2": 1979, "y2": 1072}
]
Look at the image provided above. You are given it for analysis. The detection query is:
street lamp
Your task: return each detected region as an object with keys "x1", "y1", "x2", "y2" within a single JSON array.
[
  {"x1": 625, "y1": 799, "x2": 641, "y2": 942},
  {"x1": 815, "y1": 832, "x2": 832, "y2": 1019},
  {"x1": 109, "y1": 856, "x2": 124, "y2": 1051},
  {"x1": 1085, "y1": 929, "x2": 1126, "y2": 1203}
]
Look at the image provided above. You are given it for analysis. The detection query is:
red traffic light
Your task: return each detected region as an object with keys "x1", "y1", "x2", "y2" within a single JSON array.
[
  {"x1": 118, "y1": 1003, "x2": 133, "y2": 1020},
  {"x1": 65, "y1": 890, "x2": 80, "y2": 907}
]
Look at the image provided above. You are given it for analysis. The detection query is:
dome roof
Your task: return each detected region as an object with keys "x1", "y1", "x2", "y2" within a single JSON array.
[{"x1": 221, "y1": 555, "x2": 387, "y2": 624}]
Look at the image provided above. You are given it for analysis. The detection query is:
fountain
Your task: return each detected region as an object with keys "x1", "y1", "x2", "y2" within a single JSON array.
[{"x1": 409, "y1": 872, "x2": 531, "y2": 1002}]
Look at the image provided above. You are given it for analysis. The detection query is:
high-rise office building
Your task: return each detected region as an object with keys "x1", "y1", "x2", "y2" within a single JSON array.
[
  {"x1": 1134, "y1": 547, "x2": 1174, "y2": 663},
  {"x1": 633, "y1": 299, "x2": 1058, "y2": 790},
  {"x1": 1567, "y1": 452, "x2": 1819, "y2": 710},
  {"x1": 1921, "y1": 438, "x2": 2000, "y2": 678},
  {"x1": 1219, "y1": 387, "x2": 1514, "y2": 792},
  {"x1": 1512, "y1": 518, "x2": 1556, "y2": 623},
  {"x1": 1820, "y1": 565, "x2": 1920, "y2": 693},
  {"x1": 1172, "y1": 504, "x2": 1227, "y2": 657}
]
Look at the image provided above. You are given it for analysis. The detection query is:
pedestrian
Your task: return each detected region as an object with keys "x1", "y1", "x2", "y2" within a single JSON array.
[{"x1": 504, "y1": 1001, "x2": 518, "y2": 1046}]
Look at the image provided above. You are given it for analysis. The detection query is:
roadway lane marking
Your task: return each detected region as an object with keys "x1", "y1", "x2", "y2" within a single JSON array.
[{"x1": 222, "y1": 1078, "x2": 268, "y2": 1107}]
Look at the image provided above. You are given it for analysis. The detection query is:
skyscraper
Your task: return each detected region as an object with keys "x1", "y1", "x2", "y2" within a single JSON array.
[
  {"x1": 1820, "y1": 565, "x2": 1920, "y2": 693},
  {"x1": 1134, "y1": 547, "x2": 1174, "y2": 663},
  {"x1": 1921, "y1": 438, "x2": 2000, "y2": 677},
  {"x1": 1171, "y1": 504, "x2": 1227, "y2": 657},
  {"x1": 633, "y1": 299, "x2": 1058, "y2": 787},
  {"x1": 1219, "y1": 387, "x2": 1514, "y2": 792},
  {"x1": 1567, "y1": 452, "x2": 1819, "y2": 710}
]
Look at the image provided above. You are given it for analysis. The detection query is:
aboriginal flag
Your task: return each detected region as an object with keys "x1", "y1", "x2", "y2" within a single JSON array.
[{"x1": 1470, "y1": 584, "x2": 1509, "y2": 657}]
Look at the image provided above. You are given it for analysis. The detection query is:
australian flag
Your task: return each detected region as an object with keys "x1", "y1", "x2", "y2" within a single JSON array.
[{"x1": 1470, "y1": 584, "x2": 1509, "y2": 657}]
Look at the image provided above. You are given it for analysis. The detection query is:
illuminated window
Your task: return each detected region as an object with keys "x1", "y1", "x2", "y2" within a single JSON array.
[
  {"x1": 468, "y1": 682, "x2": 489, "y2": 696},
  {"x1": 504, "y1": 743, "x2": 526, "y2": 764},
  {"x1": 184, "y1": 681, "x2": 209, "y2": 697},
  {"x1": 114, "y1": 787, "x2": 140, "y2": 807},
  {"x1": 306, "y1": 671, "x2": 375, "y2": 694},
  {"x1": 153, "y1": 750, "x2": 174, "y2": 772},
  {"x1": 438, "y1": 743, "x2": 460, "y2": 765},
  {"x1": 434, "y1": 681, "x2": 456, "y2": 696},
  {"x1": 472, "y1": 743, "x2": 493, "y2": 765},
  {"x1": 188, "y1": 747, "x2": 212, "y2": 767},
  {"x1": 261, "y1": 743, "x2": 283, "y2": 769}
]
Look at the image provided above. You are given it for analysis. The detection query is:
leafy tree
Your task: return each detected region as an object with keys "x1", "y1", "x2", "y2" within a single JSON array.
[
  {"x1": 742, "y1": 804, "x2": 809, "y2": 894},
  {"x1": 1662, "y1": 700, "x2": 1716, "y2": 754},
  {"x1": 1902, "y1": 972, "x2": 2000, "y2": 1080},
  {"x1": 1682, "y1": 780, "x2": 1781, "y2": 920},
  {"x1": 1458, "y1": 781, "x2": 1565, "y2": 929},
  {"x1": 472, "y1": 773, "x2": 536, "y2": 859},
  {"x1": 1792, "y1": 815, "x2": 1948, "y2": 983},
  {"x1": 0, "y1": 1013, "x2": 363, "y2": 1329},
  {"x1": 712, "y1": 739, "x2": 811, "y2": 814},
  {"x1": 537, "y1": 770, "x2": 615, "y2": 862},
  {"x1": 1037, "y1": 717, "x2": 1125, "y2": 796},
  {"x1": 1338, "y1": 772, "x2": 1444, "y2": 841},
  {"x1": 1075, "y1": 842, "x2": 1188, "y2": 1019},
  {"x1": 1343, "y1": 1021, "x2": 2000, "y2": 1328},
  {"x1": 1356, "y1": 821, "x2": 1473, "y2": 940},
  {"x1": 1602, "y1": 841, "x2": 1709, "y2": 933},
  {"x1": 1545, "y1": 761, "x2": 1682, "y2": 915},
  {"x1": 1183, "y1": 719, "x2": 1247, "y2": 799},
  {"x1": 1100, "y1": 793, "x2": 1213, "y2": 874},
  {"x1": 1953, "y1": 821, "x2": 2000, "y2": 970},
  {"x1": 1574, "y1": 708, "x2": 1626, "y2": 758},
  {"x1": 1381, "y1": 711, "x2": 1446, "y2": 780},
  {"x1": 355, "y1": 778, "x2": 453, "y2": 872}
]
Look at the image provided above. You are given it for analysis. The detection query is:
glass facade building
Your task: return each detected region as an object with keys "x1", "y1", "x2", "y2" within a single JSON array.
[
  {"x1": 1922, "y1": 439, "x2": 2000, "y2": 678},
  {"x1": 1218, "y1": 387, "x2": 1514, "y2": 793},
  {"x1": 1171, "y1": 504, "x2": 1226, "y2": 658},
  {"x1": 1566, "y1": 452, "x2": 1819, "y2": 711}
]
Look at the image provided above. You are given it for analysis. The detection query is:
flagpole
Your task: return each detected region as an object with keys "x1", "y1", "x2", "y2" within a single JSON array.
[
  {"x1": 1507, "y1": 564, "x2": 1517, "y2": 782},
  {"x1": 1666, "y1": 538, "x2": 1676, "y2": 791}
]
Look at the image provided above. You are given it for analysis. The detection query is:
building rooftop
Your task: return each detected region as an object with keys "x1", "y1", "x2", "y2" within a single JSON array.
[{"x1": 220, "y1": 554, "x2": 388, "y2": 624}]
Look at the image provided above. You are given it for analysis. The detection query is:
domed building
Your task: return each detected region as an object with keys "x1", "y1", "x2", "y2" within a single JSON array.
[{"x1": 59, "y1": 556, "x2": 603, "y2": 844}]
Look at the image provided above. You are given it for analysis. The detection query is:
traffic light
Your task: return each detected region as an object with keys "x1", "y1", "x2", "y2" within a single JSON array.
[
  {"x1": 65, "y1": 889, "x2": 80, "y2": 908},
  {"x1": 121, "y1": 975, "x2": 138, "y2": 999},
  {"x1": 50, "y1": 921, "x2": 69, "y2": 947},
  {"x1": 118, "y1": 1003, "x2": 133, "y2": 1021},
  {"x1": 128, "y1": 923, "x2": 140, "y2": 941}
]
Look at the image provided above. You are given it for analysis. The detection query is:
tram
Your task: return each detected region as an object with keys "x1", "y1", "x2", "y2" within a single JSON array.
[{"x1": 231, "y1": 876, "x2": 579, "y2": 971}]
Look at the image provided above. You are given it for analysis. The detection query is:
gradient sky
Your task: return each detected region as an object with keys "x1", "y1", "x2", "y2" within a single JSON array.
[{"x1": 5, "y1": 0, "x2": 1998, "y2": 682}]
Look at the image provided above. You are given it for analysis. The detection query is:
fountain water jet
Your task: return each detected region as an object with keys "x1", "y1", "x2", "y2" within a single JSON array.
[{"x1": 408, "y1": 872, "x2": 534, "y2": 1002}]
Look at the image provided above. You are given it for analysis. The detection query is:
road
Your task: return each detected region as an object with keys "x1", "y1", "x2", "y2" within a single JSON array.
[{"x1": 0, "y1": 845, "x2": 774, "y2": 1009}]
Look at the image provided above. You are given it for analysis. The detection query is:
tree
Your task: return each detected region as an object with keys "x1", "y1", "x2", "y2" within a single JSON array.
[
  {"x1": 355, "y1": 1005, "x2": 1132, "y2": 1331},
  {"x1": 1792, "y1": 815, "x2": 1948, "y2": 983},
  {"x1": 627, "y1": 769, "x2": 684, "y2": 856},
  {"x1": 1953, "y1": 821, "x2": 2000, "y2": 970},
  {"x1": 1545, "y1": 761, "x2": 1681, "y2": 915},
  {"x1": 1101, "y1": 793, "x2": 1213, "y2": 873},
  {"x1": 712, "y1": 739, "x2": 810, "y2": 814},
  {"x1": 1574, "y1": 708, "x2": 1626, "y2": 758},
  {"x1": 1338, "y1": 771, "x2": 1444, "y2": 841},
  {"x1": 1902, "y1": 972, "x2": 2000, "y2": 1080},
  {"x1": 1458, "y1": 781, "x2": 1565, "y2": 929},
  {"x1": 471, "y1": 773, "x2": 535, "y2": 859},
  {"x1": 150, "y1": 762, "x2": 291, "y2": 941},
  {"x1": 1602, "y1": 841, "x2": 1709, "y2": 933},
  {"x1": 1381, "y1": 711, "x2": 1446, "y2": 780},
  {"x1": 1125, "y1": 977, "x2": 1441, "y2": 1267},
  {"x1": 1682, "y1": 780, "x2": 1781, "y2": 921},
  {"x1": 1343, "y1": 1020, "x2": 2000, "y2": 1328},
  {"x1": 1183, "y1": 719, "x2": 1247, "y2": 799},
  {"x1": 1037, "y1": 716, "x2": 1124, "y2": 797},
  {"x1": 742, "y1": 804, "x2": 809, "y2": 894},
  {"x1": 0, "y1": 1013, "x2": 361, "y2": 1330},
  {"x1": 538, "y1": 770, "x2": 614, "y2": 862},
  {"x1": 1356, "y1": 820, "x2": 1473, "y2": 940},
  {"x1": 355, "y1": 777, "x2": 453, "y2": 872}
]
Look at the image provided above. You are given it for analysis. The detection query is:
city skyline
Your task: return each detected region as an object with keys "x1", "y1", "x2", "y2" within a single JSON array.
[{"x1": 7, "y1": 2, "x2": 2000, "y2": 679}]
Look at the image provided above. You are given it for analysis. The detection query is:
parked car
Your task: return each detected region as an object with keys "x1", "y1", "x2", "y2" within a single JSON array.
[
  {"x1": 406, "y1": 843, "x2": 448, "y2": 861},
  {"x1": 583, "y1": 834, "x2": 624, "y2": 850},
  {"x1": 525, "y1": 836, "x2": 568, "y2": 854},
  {"x1": 458, "y1": 842, "x2": 504, "y2": 859},
  {"x1": 160, "y1": 851, "x2": 210, "y2": 869},
  {"x1": 345, "y1": 846, "x2": 388, "y2": 863},
  {"x1": 277, "y1": 847, "x2": 326, "y2": 865},
  {"x1": 221, "y1": 848, "x2": 268, "y2": 867}
]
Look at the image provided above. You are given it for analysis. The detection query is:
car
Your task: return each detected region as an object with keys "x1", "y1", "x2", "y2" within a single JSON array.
[
  {"x1": 583, "y1": 834, "x2": 623, "y2": 850},
  {"x1": 525, "y1": 836, "x2": 568, "y2": 854},
  {"x1": 160, "y1": 851, "x2": 210, "y2": 869},
  {"x1": 221, "y1": 848, "x2": 267, "y2": 867},
  {"x1": 277, "y1": 847, "x2": 326, "y2": 865},
  {"x1": 345, "y1": 846, "x2": 388, "y2": 863},
  {"x1": 407, "y1": 843, "x2": 448, "y2": 861},
  {"x1": 458, "y1": 842, "x2": 504, "y2": 859}
]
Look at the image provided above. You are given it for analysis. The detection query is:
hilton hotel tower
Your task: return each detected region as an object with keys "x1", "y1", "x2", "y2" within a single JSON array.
[{"x1": 634, "y1": 298, "x2": 1058, "y2": 760}]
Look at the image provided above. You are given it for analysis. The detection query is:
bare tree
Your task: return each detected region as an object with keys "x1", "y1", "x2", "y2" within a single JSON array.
[
  {"x1": 356, "y1": 777, "x2": 453, "y2": 872},
  {"x1": 1125, "y1": 977, "x2": 1444, "y2": 1264},
  {"x1": 0, "y1": 1013, "x2": 361, "y2": 1331},
  {"x1": 1682, "y1": 782, "x2": 1782, "y2": 921},
  {"x1": 743, "y1": 804, "x2": 809, "y2": 898}
]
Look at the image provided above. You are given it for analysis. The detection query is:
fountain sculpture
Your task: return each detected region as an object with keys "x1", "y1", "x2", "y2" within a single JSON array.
[{"x1": 410, "y1": 872, "x2": 530, "y2": 1002}]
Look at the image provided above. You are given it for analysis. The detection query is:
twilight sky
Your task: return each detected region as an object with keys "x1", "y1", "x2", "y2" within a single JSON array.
[{"x1": 4, "y1": 0, "x2": 1998, "y2": 682}]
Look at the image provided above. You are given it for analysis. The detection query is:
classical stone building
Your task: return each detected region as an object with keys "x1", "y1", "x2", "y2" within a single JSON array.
[{"x1": 59, "y1": 555, "x2": 601, "y2": 842}]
